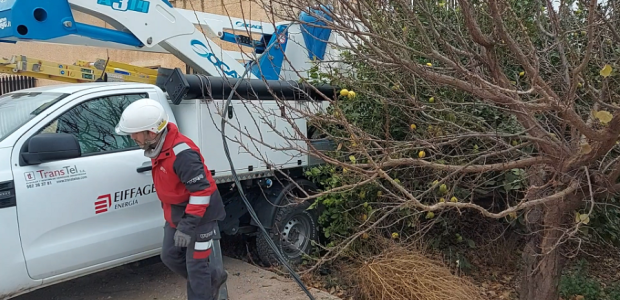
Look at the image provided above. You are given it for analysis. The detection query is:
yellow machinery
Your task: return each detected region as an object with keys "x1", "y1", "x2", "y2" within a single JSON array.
[{"x1": 0, "y1": 55, "x2": 158, "y2": 84}]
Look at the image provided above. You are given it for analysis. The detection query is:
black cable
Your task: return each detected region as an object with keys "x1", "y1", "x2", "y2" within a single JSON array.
[{"x1": 218, "y1": 23, "x2": 316, "y2": 300}]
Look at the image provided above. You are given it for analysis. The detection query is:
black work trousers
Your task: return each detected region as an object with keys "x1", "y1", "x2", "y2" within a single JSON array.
[{"x1": 161, "y1": 221, "x2": 223, "y2": 300}]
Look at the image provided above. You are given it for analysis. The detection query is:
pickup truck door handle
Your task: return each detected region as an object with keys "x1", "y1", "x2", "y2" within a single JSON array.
[{"x1": 137, "y1": 162, "x2": 153, "y2": 173}]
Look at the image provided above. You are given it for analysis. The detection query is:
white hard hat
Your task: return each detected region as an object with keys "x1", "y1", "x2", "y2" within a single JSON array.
[{"x1": 115, "y1": 98, "x2": 169, "y2": 135}]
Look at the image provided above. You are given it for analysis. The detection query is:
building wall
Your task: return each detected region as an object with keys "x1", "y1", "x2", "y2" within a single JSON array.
[{"x1": 0, "y1": 0, "x2": 279, "y2": 86}]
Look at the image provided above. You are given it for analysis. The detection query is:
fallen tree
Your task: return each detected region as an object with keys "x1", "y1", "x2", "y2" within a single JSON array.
[{"x1": 228, "y1": 0, "x2": 620, "y2": 299}]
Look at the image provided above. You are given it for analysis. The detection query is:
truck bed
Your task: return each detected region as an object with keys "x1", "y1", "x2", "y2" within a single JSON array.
[{"x1": 169, "y1": 98, "x2": 328, "y2": 184}]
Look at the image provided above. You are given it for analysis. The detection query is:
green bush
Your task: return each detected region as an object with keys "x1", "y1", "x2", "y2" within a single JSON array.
[
  {"x1": 583, "y1": 199, "x2": 620, "y2": 247},
  {"x1": 559, "y1": 276, "x2": 603, "y2": 300},
  {"x1": 559, "y1": 260, "x2": 620, "y2": 300}
]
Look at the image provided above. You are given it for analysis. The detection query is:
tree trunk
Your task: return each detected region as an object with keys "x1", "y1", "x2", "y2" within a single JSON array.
[
  {"x1": 519, "y1": 204, "x2": 565, "y2": 300},
  {"x1": 518, "y1": 189, "x2": 583, "y2": 300}
]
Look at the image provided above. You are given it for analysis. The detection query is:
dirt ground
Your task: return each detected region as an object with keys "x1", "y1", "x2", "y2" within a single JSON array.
[{"x1": 11, "y1": 256, "x2": 339, "y2": 300}]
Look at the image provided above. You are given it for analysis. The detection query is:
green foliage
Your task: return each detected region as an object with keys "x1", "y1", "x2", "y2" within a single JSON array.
[
  {"x1": 560, "y1": 274, "x2": 602, "y2": 299},
  {"x1": 559, "y1": 260, "x2": 620, "y2": 300},
  {"x1": 579, "y1": 199, "x2": 620, "y2": 247},
  {"x1": 607, "y1": 286, "x2": 620, "y2": 300},
  {"x1": 306, "y1": 164, "x2": 377, "y2": 243}
]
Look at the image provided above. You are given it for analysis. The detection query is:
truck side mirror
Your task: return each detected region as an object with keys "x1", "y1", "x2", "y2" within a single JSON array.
[{"x1": 21, "y1": 133, "x2": 81, "y2": 165}]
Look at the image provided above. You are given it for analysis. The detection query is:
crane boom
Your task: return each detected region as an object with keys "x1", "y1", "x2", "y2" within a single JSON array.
[
  {"x1": 0, "y1": 0, "x2": 349, "y2": 83},
  {"x1": 0, "y1": 0, "x2": 269, "y2": 79}
]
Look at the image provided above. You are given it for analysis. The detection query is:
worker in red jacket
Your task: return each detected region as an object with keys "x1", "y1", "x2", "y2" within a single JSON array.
[{"x1": 115, "y1": 98, "x2": 227, "y2": 300}]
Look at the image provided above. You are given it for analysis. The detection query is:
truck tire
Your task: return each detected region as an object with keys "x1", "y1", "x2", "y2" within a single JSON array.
[{"x1": 256, "y1": 193, "x2": 319, "y2": 267}]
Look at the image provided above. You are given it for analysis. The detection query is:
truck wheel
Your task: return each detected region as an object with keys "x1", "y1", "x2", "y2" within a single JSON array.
[{"x1": 256, "y1": 194, "x2": 319, "y2": 267}]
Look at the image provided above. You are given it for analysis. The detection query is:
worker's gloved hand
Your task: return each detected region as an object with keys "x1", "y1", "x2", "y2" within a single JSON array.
[{"x1": 173, "y1": 229, "x2": 192, "y2": 248}]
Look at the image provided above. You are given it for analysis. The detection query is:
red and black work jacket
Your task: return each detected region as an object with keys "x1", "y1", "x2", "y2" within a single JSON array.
[{"x1": 151, "y1": 122, "x2": 226, "y2": 235}]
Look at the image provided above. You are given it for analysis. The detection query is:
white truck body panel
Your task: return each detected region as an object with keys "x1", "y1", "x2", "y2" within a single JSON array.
[
  {"x1": 8, "y1": 84, "x2": 167, "y2": 276},
  {"x1": 170, "y1": 98, "x2": 324, "y2": 178},
  {"x1": 0, "y1": 83, "x2": 170, "y2": 298},
  {"x1": 0, "y1": 147, "x2": 41, "y2": 299},
  {"x1": 0, "y1": 147, "x2": 13, "y2": 182},
  {"x1": 0, "y1": 206, "x2": 39, "y2": 298}
]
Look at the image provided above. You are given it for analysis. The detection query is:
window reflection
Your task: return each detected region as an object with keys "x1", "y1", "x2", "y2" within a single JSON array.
[{"x1": 41, "y1": 93, "x2": 147, "y2": 155}]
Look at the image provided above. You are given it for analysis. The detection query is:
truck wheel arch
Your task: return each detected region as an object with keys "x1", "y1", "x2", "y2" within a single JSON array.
[
  {"x1": 250, "y1": 178, "x2": 322, "y2": 266},
  {"x1": 250, "y1": 178, "x2": 319, "y2": 230}
]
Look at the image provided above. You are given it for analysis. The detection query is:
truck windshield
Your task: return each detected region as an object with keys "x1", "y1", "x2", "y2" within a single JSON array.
[{"x1": 0, "y1": 91, "x2": 69, "y2": 143}]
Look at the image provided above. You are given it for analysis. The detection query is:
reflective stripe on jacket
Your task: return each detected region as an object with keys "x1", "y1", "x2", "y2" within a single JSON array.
[{"x1": 152, "y1": 122, "x2": 226, "y2": 234}]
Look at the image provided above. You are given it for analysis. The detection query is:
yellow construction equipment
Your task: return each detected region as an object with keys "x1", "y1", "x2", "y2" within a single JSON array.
[{"x1": 0, "y1": 55, "x2": 158, "y2": 84}]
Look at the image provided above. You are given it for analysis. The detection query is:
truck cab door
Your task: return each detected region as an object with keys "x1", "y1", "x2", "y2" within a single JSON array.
[{"x1": 11, "y1": 91, "x2": 163, "y2": 280}]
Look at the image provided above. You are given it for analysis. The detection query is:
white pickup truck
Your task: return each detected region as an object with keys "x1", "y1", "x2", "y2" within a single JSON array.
[{"x1": 0, "y1": 72, "x2": 334, "y2": 299}]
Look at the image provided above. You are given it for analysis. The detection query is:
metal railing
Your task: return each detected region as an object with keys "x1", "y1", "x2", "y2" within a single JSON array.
[{"x1": 0, "y1": 75, "x2": 36, "y2": 95}]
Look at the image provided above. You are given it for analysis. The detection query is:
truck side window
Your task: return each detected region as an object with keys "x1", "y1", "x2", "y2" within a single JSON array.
[{"x1": 40, "y1": 93, "x2": 148, "y2": 155}]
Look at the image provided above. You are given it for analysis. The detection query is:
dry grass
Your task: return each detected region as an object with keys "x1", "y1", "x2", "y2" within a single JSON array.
[{"x1": 344, "y1": 243, "x2": 485, "y2": 300}]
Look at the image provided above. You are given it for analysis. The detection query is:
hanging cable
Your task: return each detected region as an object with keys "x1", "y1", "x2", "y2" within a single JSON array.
[{"x1": 217, "y1": 22, "x2": 316, "y2": 300}]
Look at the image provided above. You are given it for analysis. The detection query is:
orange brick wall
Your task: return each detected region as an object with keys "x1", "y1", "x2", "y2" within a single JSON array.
[{"x1": 0, "y1": 0, "x2": 279, "y2": 86}]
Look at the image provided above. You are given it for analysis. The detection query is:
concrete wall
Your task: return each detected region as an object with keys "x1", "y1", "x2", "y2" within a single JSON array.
[{"x1": 0, "y1": 0, "x2": 278, "y2": 86}]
